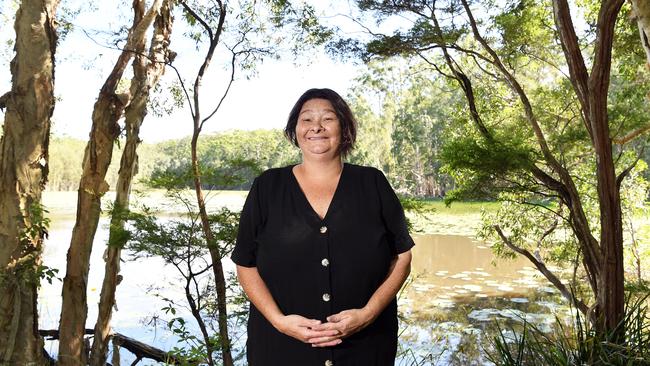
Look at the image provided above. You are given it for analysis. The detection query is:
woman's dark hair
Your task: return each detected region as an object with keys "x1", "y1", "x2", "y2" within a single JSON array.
[{"x1": 284, "y1": 88, "x2": 357, "y2": 158}]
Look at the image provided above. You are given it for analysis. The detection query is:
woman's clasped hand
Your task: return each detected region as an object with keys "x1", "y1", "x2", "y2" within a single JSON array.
[
  {"x1": 272, "y1": 314, "x2": 341, "y2": 346},
  {"x1": 274, "y1": 308, "x2": 375, "y2": 348}
]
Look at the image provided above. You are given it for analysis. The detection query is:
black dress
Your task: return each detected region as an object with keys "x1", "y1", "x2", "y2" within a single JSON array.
[{"x1": 231, "y1": 163, "x2": 415, "y2": 366}]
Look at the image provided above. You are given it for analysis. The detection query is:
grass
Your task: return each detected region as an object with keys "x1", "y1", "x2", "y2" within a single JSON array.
[{"x1": 486, "y1": 294, "x2": 650, "y2": 366}]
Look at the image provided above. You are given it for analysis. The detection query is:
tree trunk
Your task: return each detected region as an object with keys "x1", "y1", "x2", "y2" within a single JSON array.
[
  {"x1": 631, "y1": 0, "x2": 650, "y2": 67},
  {"x1": 178, "y1": 1, "x2": 233, "y2": 363},
  {"x1": 0, "y1": 1, "x2": 59, "y2": 364},
  {"x1": 57, "y1": 2, "x2": 161, "y2": 364},
  {"x1": 191, "y1": 136, "x2": 234, "y2": 366},
  {"x1": 587, "y1": 0, "x2": 626, "y2": 335},
  {"x1": 88, "y1": 1, "x2": 171, "y2": 365}
]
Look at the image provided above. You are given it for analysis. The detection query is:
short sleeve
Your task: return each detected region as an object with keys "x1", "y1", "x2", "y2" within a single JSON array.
[
  {"x1": 375, "y1": 169, "x2": 415, "y2": 255},
  {"x1": 231, "y1": 177, "x2": 264, "y2": 267}
]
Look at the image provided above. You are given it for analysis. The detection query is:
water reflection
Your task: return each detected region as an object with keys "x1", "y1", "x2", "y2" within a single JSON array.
[{"x1": 396, "y1": 235, "x2": 567, "y2": 365}]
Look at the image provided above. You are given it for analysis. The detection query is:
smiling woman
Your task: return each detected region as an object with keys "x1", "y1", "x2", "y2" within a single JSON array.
[{"x1": 232, "y1": 88, "x2": 414, "y2": 366}]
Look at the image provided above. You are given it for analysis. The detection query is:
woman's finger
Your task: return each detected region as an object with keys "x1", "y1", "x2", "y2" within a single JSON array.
[
  {"x1": 311, "y1": 339, "x2": 343, "y2": 348},
  {"x1": 310, "y1": 322, "x2": 338, "y2": 331},
  {"x1": 298, "y1": 318, "x2": 321, "y2": 327},
  {"x1": 308, "y1": 335, "x2": 338, "y2": 344},
  {"x1": 305, "y1": 328, "x2": 339, "y2": 339}
]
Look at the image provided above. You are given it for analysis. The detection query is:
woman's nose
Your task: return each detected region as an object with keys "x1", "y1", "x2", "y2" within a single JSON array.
[{"x1": 311, "y1": 121, "x2": 325, "y2": 131}]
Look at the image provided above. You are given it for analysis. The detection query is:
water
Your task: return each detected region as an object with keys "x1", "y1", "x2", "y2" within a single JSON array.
[
  {"x1": 396, "y1": 235, "x2": 567, "y2": 365},
  {"x1": 39, "y1": 192, "x2": 566, "y2": 365}
]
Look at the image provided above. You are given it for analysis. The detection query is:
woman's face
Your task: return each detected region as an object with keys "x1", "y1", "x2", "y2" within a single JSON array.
[{"x1": 295, "y1": 98, "x2": 342, "y2": 159}]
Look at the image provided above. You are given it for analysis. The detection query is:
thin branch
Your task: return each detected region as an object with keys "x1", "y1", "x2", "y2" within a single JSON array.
[
  {"x1": 79, "y1": 26, "x2": 193, "y2": 119},
  {"x1": 616, "y1": 144, "x2": 646, "y2": 187},
  {"x1": 200, "y1": 39, "x2": 245, "y2": 128},
  {"x1": 460, "y1": 0, "x2": 603, "y2": 276},
  {"x1": 612, "y1": 123, "x2": 650, "y2": 145},
  {"x1": 461, "y1": 0, "x2": 559, "y2": 168},
  {"x1": 430, "y1": 7, "x2": 493, "y2": 140},
  {"x1": 494, "y1": 225, "x2": 590, "y2": 315},
  {"x1": 179, "y1": 1, "x2": 214, "y2": 43}
]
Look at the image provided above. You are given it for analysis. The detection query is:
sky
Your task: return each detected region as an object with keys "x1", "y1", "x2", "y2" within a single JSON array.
[{"x1": 0, "y1": 0, "x2": 396, "y2": 142}]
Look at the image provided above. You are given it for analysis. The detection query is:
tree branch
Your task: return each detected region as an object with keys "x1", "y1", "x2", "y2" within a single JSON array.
[
  {"x1": 40, "y1": 329, "x2": 193, "y2": 365},
  {"x1": 612, "y1": 123, "x2": 650, "y2": 145},
  {"x1": 460, "y1": 0, "x2": 560, "y2": 170},
  {"x1": 589, "y1": 0, "x2": 625, "y2": 107},
  {"x1": 430, "y1": 8, "x2": 493, "y2": 140},
  {"x1": 616, "y1": 144, "x2": 646, "y2": 188},
  {"x1": 459, "y1": 0, "x2": 603, "y2": 280},
  {"x1": 552, "y1": 0, "x2": 592, "y2": 139},
  {"x1": 493, "y1": 225, "x2": 590, "y2": 316}
]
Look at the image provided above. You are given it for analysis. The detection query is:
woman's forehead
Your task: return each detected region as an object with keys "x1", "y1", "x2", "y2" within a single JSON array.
[{"x1": 300, "y1": 98, "x2": 335, "y2": 113}]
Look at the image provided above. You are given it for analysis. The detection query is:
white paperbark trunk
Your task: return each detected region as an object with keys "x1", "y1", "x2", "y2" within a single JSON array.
[
  {"x1": 0, "y1": 1, "x2": 60, "y2": 364},
  {"x1": 57, "y1": 2, "x2": 162, "y2": 364},
  {"x1": 89, "y1": 1, "x2": 172, "y2": 364}
]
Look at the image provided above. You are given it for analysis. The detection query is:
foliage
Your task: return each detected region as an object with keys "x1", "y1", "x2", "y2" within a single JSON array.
[
  {"x1": 122, "y1": 166, "x2": 247, "y2": 363},
  {"x1": 486, "y1": 293, "x2": 650, "y2": 365},
  {"x1": 346, "y1": 59, "x2": 460, "y2": 197}
]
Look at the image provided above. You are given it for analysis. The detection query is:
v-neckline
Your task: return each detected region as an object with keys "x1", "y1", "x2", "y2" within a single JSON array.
[{"x1": 289, "y1": 163, "x2": 347, "y2": 222}]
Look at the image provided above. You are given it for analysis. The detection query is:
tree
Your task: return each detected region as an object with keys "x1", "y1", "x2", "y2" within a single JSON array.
[
  {"x1": 57, "y1": 1, "x2": 164, "y2": 364},
  {"x1": 89, "y1": 0, "x2": 175, "y2": 364},
  {"x1": 347, "y1": 60, "x2": 458, "y2": 197},
  {"x1": 0, "y1": 0, "x2": 60, "y2": 364},
  {"x1": 123, "y1": 176, "x2": 243, "y2": 365},
  {"x1": 335, "y1": 0, "x2": 649, "y2": 336}
]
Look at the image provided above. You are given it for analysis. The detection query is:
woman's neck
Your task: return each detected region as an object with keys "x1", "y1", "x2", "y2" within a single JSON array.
[{"x1": 296, "y1": 156, "x2": 343, "y2": 180}]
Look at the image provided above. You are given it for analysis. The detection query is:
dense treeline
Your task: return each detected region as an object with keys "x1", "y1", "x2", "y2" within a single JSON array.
[{"x1": 46, "y1": 130, "x2": 299, "y2": 192}]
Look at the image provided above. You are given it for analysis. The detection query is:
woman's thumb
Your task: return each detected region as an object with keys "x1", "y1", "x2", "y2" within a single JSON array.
[{"x1": 327, "y1": 314, "x2": 341, "y2": 322}]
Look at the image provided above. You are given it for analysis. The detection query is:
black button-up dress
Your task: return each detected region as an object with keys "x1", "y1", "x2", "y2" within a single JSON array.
[{"x1": 231, "y1": 163, "x2": 415, "y2": 366}]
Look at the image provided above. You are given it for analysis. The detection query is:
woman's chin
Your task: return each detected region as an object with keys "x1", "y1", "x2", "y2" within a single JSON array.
[{"x1": 302, "y1": 149, "x2": 339, "y2": 158}]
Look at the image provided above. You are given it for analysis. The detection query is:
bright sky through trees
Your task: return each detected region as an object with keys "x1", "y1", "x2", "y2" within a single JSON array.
[{"x1": 0, "y1": 0, "x2": 399, "y2": 142}]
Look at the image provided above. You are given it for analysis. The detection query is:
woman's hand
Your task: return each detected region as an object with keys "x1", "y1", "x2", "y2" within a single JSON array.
[
  {"x1": 274, "y1": 314, "x2": 342, "y2": 345},
  {"x1": 308, "y1": 308, "x2": 374, "y2": 347}
]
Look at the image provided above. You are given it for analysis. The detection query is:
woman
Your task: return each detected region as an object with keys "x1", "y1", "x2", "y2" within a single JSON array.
[{"x1": 232, "y1": 88, "x2": 414, "y2": 366}]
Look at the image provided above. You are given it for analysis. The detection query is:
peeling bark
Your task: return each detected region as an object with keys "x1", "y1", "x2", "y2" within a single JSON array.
[
  {"x1": 631, "y1": 0, "x2": 650, "y2": 67},
  {"x1": 0, "y1": 1, "x2": 59, "y2": 365},
  {"x1": 89, "y1": 1, "x2": 173, "y2": 365},
  {"x1": 57, "y1": 1, "x2": 162, "y2": 364}
]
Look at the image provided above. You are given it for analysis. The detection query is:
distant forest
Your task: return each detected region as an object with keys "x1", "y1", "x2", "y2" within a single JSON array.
[{"x1": 47, "y1": 127, "x2": 452, "y2": 197}]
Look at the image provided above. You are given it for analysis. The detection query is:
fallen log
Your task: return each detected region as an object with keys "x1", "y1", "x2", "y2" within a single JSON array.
[{"x1": 39, "y1": 329, "x2": 197, "y2": 365}]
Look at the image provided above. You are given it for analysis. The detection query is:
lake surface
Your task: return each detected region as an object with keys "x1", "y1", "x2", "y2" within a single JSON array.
[{"x1": 39, "y1": 192, "x2": 566, "y2": 365}]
